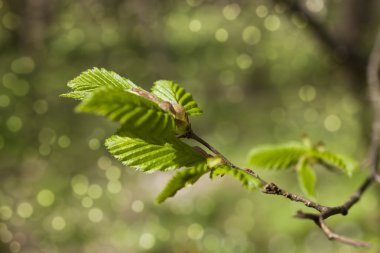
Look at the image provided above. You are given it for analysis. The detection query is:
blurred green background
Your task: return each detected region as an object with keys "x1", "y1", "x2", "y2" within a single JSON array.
[{"x1": 1, "y1": 0, "x2": 380, "y2": 252}]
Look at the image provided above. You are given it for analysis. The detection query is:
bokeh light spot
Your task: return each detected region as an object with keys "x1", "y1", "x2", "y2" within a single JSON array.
[
  {"x1": 0, "y1": 206, "x2": 13, "y2": 220},
  {"x1": 58, "y1": 135, "x2": 71, "y2": 148},
  {"x1": 37, "y1": 189, "x2": 55, "y2": 207},
  {"x1": 215, "y1": 28, "x2": 228, "y2": 42},
  {"x1": 0, "y1": 224, "x2": 13, "y2": 243},
  {"x1": 2, "y1": 12, "x2": 20, "y2": 30},
  {"x1": 88, "y1": 208, "x2": 103, "y2": 223},
  {"x1": 131, "y1": 200, "x2": 144, "y2": 213},
  {"x1": 256, "y1": 5, "x2": 268, "y2": 18},
  {"x1": 9, "y1": 240, "x2": 21, "y2": 253},
  {"x1": 324, "y1": 115, "x2": 341, "y2": 132},
  {"x1": 71, "y1": 175, "x2": 89, "y2": 195},
  {"x1": 11, "y1": 57, "x2": 35, "y2": 74},
  {"x1": 187, "y1": 223, "x2": 204, "y2": 240},
  {"x1": 98, "y1": 156, "x2": 112, "y2": 170},
  {"x1": 0, "y1": 95, "x2": 10, "y2": 107},
  {"x1": 39, "y1": 144, "x2": 51, "y2": 156},
  {"x1": 106, "y1": 166, "x2": 121, "y2": 181},
  {"x1": 6, "y1": 116, "x2": 22, "y2": 132},
  {"x1": 81, "y1": 197, "x2": 93, "y2": 208},
  {"x1": 306, "y1": 0, "x2": 324, "y2": 13},
  {"x1": 223, "y1": 3, "x2": 241, "y2": 21},
  {"x1": 88, "y1": 138, "x2": 100, "y2": 150},
  {"x1": 139, "y1": 233, "x2": 155, "y2": 249},
  {"x1": 264, "y1": 15, "x2": 281, "y2": 31},
  {"x1": 17, "y1": 202, "x2": 33, "y2": 218},
  {"x1": 242, "y1": 26, "x2": 261, "y2": 45},
  {"x1": 88, "y1": 184, "x2": 103, "y2": 199},
  {"x1": 236, "y1": 54, "x2": 252, "y2": 69},
  {"x1": 51, "y1": 216, "x2": 66, "y2": 231},
  {"x1": 188, "y1": 19, "x2": 202, "y2": 32},
  {"x1": 298, "y1": 85, "x2": 316, "y2": 102}
]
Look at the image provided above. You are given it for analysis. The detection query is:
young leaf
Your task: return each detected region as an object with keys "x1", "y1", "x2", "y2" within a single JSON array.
[
  {"x1": 211, "y1": 165, "x2": 262, "y2": 190},
  {"x1": 76, "y1": 87, "x2": 175, "y2": 136},
  {"x1": 61, "y1": 67, "x2": 137, "y2": 100},
  {"x1": 152, "y1": 80, "x2": 203, "y2": 116},
  {"x1": 297, "y1": 158, "x2": 316, "y2": 198},
  {"x1": 248, "y1": 144, "x2": 307, "y2": 170},
  {"x1": 311, "y1": 150, "x2": 357, "y2": 176},
  {"x1": 105, "y1": 130, "x2": 205, "y2": 173},
  {"x1": 156, "y1": 163, "x2": 210, "y2": 203}
]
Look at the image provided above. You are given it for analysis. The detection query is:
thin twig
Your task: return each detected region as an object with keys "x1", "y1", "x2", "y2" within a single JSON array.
[
  {"x1": 184, "y1": 129, "x2": 373, "y2": 246},
  {"x1": 180, "y1": 26, "x2": 380, "y2": 248},
  {"x1": 182, "y1": 130, "x2": 268, "y2": 186},
  {"x1": 295, "y1": 211, "x2": 369, "y2": 247}
]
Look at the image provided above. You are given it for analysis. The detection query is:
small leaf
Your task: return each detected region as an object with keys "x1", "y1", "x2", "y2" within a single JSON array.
[
  {"x1": 297, "y1": 158, "x2": 316, "y2": 198},
  {"x1": 311, "y1": 150, "x2": 358, "y2": 176},
  {"x1": 156, "y1": 163, "x2": 210, "y2": 203},
  {"x1": 207, "y1": 156, "x2": 224, "y2": 168},
  {"x1": 211, "y1": 165, "x2": 262, "y2": 190},
  {"x1": 152, "y1": 80, "x2": 202, "y2": 116},
  {"x1": 61, "y1": 67, "x2": 137, "y2": 100},
  {"x1": 105, "y1": 130, "x2": 205, "y2": 173},
  {"x1": 248, "y1": 143, "x2": 307, "y2": 170},
  {"x1": 76, "y1": 87, "x2": 175, "y2": 136}
]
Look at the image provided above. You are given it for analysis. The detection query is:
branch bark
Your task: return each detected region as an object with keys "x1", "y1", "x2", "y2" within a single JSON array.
[{"x1": 182, "y1": 27, "x2": 380, "y2": 248}]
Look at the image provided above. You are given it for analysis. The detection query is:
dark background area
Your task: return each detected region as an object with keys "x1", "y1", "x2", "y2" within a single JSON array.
[{"x1": 1, "y1": 0, "x2": 380, "y2": 252}]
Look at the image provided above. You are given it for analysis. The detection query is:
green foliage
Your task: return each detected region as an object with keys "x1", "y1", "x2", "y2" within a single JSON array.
[
  {"x1": 152, "y1": 80, "x2": 203, "y2": 116},
  {"x1": 248, "y1": 143, "x2": 307, "y2": 170},
  {"x1": 211, "y1": 166, "x2": 262, "y2": 190},
  {"x1": 311, "y1": 150, "x2": 357, "y2": 176},
  {"x1": 62, "y1": 68, "x2": 358, "y2": 203},
  {"x1": 61, "y1": 67, "x2": 137, "y2": 100},
  {"x1": 63, "y1": 68, "x2": 263, "y2": 203},
  {"x1": 76, "y1": 87, "x2": 175, "y2": 136},
  {"x1": 156, "y1": 163, "x2": 210, "y2": 203},
  {"x1": 105, "y1": 129, "x2": 205, "y2": 172},
  {"x1": 248, "y1": 140, "x2": 358, "y2": 197},
  {"x1": 297, "y1": 158, "x2": 316, "y2": 198}
]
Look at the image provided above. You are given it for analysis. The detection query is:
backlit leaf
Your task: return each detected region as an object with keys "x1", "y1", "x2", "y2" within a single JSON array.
[
  {"x1": 156, "y1": 163, "x2": 210, "y2": 203},
  {"x1": 152, "y1": 80, "x2": 202, "y2": 116}
]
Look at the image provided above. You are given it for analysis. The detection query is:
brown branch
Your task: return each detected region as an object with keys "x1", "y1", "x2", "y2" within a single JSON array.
[
  {"x1": 295, "y1": 211, "x2": 369, "y2": 247},
  {"x1": 181, "y1": 130, "x2": 268, "y2": 186},
  {"x1": 184, "y1": 129, "x2": 374, "y2": 246},
  {"x1": 181, "y1": 26, "x2": 380, "y2": 248}
]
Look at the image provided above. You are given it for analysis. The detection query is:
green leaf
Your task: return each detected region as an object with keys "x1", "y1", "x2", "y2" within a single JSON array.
[
  {"x1": 211, "y1": 165, "x2": 262, "y2": 190},
  {"x1": 105, "y1": 130, "x2": 205, "y2": 173},
  {"x1": 248, "y1": 144, "x2": 307, "y2": 170},
  {"x1": 152, "y1": 80, "x2": 202, "y2": 116},
  {"x1": 311, "y1": 150, "x2": 357, "y2": 176},
  {"x1": 297, "y1": 158, "x2": 316, "y2": 198},
  {"x1": 61, "y1": 67, "x2": 137, "y2": 100},
  {"x1": 76, "y1": 87, "x2": 175, "y2": 136},
  {"x1": 156, "y1": 163, "x2": 210, "y2": 203}
]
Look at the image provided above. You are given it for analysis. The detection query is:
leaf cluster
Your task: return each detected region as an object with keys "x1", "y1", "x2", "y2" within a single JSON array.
[
  {"x1": 62, "y1": 68, "x2": 262, "y2": 202},
  {"x1": 248, "y1": 139, "x2": 358, "y2": 198}
]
